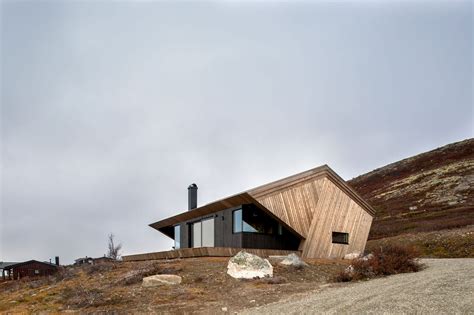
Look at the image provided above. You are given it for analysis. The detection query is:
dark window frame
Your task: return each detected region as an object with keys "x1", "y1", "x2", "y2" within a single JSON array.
[{"x1": 332, "y1": 232, "x2": 349, "y2": 244}]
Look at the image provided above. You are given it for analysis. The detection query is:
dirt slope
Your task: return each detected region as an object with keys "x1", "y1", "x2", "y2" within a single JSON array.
[{"x1": 348, "y1": 138, "x2": 474, "y2": 239}]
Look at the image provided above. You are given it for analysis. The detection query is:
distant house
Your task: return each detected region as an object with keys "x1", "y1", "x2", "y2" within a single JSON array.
[
  {"x1": 143, "y1": 165, "x2": 375, "y2": 259},
  {"x1": 0, "y1": 262, "x2": 19, "y2": 280},
  {"x1": 74, "y1": 256, "x2": 114, "y2": 265},
  {"x1": 3, "y1": 260, "x2": 59, "y2": 280}
]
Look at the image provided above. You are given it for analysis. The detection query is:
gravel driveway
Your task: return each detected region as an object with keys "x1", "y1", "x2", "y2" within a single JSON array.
[{"x1": 240, "y1": 258, "x2": 474, "y2": 314}]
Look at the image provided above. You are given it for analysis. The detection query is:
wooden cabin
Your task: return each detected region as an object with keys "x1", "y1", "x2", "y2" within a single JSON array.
[
  {"x1": 131, "y1": 165, "x2": 375, "y2": 260},
  {"x1": 3, "y1": 260, "x2": 59, "y2": 280}
]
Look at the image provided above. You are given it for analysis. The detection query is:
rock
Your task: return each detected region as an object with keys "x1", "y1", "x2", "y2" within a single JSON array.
[
  {"x1": 221, "y1": 307, "x2": 228, "y2": 312},
  {"x1": 344, "y1": 252, "x2": 361, "y2": 260},
  {"x1": 227, "y1": 251, "x2": 273, "y2": 279},
  {"x1": 409, "y1": 206, "x2": 418, "y2": 211},
  {"x1": 279, "y1": 253, "x2": 308, "y2": 268},
  {"x1": 142, "y1": 274, "x2": 182, "y2": 287},
  {"x1": 361, "y1": 253, "x2": 374, "y2": 261},
  {"x1": 345, "y1": 265, "x2": 354, "y2": 275}
]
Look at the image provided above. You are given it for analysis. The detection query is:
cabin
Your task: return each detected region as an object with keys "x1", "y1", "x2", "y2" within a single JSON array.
[
  {"x1": 74, "y1": 256, "x2": 114, "y2": 265},
  {"x1": 3, "y1": 259, "x2": 59, "y2": 280},
  {"x1": 126, "y1": 165, "x2": 375, "y2": 261}
]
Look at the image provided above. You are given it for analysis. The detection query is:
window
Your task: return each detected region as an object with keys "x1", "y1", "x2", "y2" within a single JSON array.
[
  {"x1": 174, "y1": 225, "x2": 181, "y2": 249},
  {"x1": 332, "y1": 232, "x2": 349, "y2": 244},
  {"x1": 233, "y1": 209, "x2": 242, "y2": 233},
  {"x1": 233, "y1": 207, "x2": 277, "y2": 234},
  {"x1": 191, "y1": 217, "x2": 215, "y2": 248},
  {"x1": 34, "y1": 270, "x2": 40, "y2": 275},
  {"x1": 192, "y1": 221, "x2": 202, "y2": 247},
  {"x1": 201, "y1": 217, "x2": 214, "y2": 247},
  {"x1": 277, "y1": 223, "x2": 283, "y2": 236}
]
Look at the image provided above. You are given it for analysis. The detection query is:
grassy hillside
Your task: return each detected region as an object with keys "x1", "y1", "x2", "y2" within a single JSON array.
[
  {"x1": 348, "y1": 138, "x2": 474, "y2": 240},
  {"x1": 0, "y1": 258, "x2": 346, "y2": 313}
]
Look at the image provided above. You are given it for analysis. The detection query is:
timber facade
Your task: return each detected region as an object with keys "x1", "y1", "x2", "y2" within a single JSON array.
[{"x1": 145, "y1": 165, "x2": 375, "y2": 259}]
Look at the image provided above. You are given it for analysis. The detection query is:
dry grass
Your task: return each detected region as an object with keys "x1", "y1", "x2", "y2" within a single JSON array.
[
  {"x1": 336, "y1": 244, "x2": 422, "y2": 282},
  {"x1": 0, "y1": 257, "x2": 346, "y2": 314},
  {"x1": 367, "y1": 225, "x2": 474, "y2": 258}
]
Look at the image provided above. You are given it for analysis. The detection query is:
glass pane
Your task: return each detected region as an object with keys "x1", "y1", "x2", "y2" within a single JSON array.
[
  {"x1": 202, "y1": 218, "x2": 214, "y2": 247},
  {"x1": 233, "y1": 209, "x2": 242, "y2": 233},
  {"x1": 332, "y1": 232, "x2": 349, "y2": 244},
  {"x1": 174, "y1": 225, "x2": 180, "y2": 249},
  {"x1": 242, "y1": 208, "x2": 274, "y2": 234},
  {"x1": 192, "y1": 221, "x2": 202, "y2": 248}
]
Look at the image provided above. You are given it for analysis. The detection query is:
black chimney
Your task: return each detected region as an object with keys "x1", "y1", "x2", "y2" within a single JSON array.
[
  {"x1": 55, "y1": 256, "x2": 60, "y2": 266},
  {"x1": 188, "y1": 183, "x2": 198, "y2": 210}
]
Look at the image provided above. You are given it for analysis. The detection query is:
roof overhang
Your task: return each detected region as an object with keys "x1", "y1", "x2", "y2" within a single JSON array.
[{"x1": 149, "y1": 192, "x2": 305, "y2": 240}]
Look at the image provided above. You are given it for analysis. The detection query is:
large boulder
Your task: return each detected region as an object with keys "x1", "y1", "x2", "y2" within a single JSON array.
[
  {"x1": 142, "y1": 274, "x2": 182, "y2": 287},
  {"x1": 279, "y1": 253, "x2": 308, "y2": 268},
  {"x1": 227, "y1": 251, "x2": 273, "y2": 279}
]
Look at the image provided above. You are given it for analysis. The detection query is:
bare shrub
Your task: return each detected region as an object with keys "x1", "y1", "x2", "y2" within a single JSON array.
[
  {"x1": 336, "y1": 244, "x2": 422, "y2": 282},
  {"x1": 107, "y1": 233, "x2": 122, "y2": 260}
]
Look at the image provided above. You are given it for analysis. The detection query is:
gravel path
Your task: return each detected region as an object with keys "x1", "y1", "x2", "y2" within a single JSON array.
[{"x1": 240, "y1": 259, "x2": 474, "y2": 314}]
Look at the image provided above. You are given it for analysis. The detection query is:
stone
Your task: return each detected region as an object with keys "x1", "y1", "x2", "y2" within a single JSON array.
[
  {"x1": 361, "y1": 253, "x2": 374, "y2": 261},
  {"x1": 142, "y1": 274, "x2": 182, "y2": 287},
  {"x1": 279, "y1": 253, "x2": 308, "y2": 268},
  {"x1": 221, "y1": 307, "x2": 228, "y2": 312},
  {"x1": 227, "y1": 251, "x2": 273, "y2": 279},
  {"x1": 344, "y1": 252, "x2": 361, "y2": 260}
]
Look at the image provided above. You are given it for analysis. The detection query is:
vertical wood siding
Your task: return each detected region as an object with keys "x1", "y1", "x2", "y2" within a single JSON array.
[{"x1": 251, "y1": 176, "x2": 373, "y2": 259}]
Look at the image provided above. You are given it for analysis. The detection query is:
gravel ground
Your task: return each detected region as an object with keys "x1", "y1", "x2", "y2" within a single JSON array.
[{"x1": 240, "y1": 258, "x2": 474, "y2": 314}]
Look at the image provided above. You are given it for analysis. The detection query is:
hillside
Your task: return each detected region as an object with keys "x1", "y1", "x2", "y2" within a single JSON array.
[{"x1": 348, "y1": 138, "x2": 474, "y2": 240}]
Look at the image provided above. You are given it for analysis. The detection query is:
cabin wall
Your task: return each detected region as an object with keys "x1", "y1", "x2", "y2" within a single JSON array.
[
  {"x1": 175, "y1": 204, "x2": 300, "y2": 251},
  {"x1": 301, "y1": 177, "x2": 373, "y2": 258}
]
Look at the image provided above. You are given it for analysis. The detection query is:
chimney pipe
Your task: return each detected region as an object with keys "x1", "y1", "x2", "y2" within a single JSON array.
[
  {"x1": 188, "y1": 183, "x2": 198, "y2": 210},
  {"x1": 55, "y1": 256, "x2": 60, "y2": 266}
]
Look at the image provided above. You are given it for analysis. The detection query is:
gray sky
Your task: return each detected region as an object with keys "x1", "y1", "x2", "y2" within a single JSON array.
[{"x1": 1, "y1": 0, "x2": 472, "y2": 264}]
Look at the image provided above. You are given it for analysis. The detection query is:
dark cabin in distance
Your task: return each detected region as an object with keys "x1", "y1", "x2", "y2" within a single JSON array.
[{"x1": 145, "y1": 165, "x2": 375, "y2": 259}]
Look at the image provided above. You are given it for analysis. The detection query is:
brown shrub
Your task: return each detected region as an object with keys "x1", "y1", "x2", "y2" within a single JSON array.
[{"x1": 336, "y1": 244, "x2": 422, "y2": 282}]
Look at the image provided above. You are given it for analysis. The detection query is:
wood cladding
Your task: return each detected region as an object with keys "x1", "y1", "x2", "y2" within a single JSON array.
[
  {"x1": 123, "y1": 247, "x2": 300, "y2": 261},
  {"x1": 247, "y1": 167, "x2": 374, "y2": 258}
]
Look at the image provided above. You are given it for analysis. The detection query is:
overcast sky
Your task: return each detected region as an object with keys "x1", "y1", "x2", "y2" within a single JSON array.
[{"x1": 1, "y1": 0, "x2": 472, "y2": 264}]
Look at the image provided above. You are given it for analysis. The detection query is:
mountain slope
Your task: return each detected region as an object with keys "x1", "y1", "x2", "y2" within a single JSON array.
[{"x1": 348, "y1": 138, "x2": 474, "y2": 239}]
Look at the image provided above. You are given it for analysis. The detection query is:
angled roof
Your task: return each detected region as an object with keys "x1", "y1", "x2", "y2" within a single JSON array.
[
  {"x1": 0, "y1": 262, "x2": 19, "y2": 269},
  {"x1": 150, "y1": 192, "x2": 304, "y2": 239},
  {"x1": 4, "y1": 260, "x2": 59, "y2": 269},
  {"x1": 150, "y1": 165, "x2": 375, "y2": 239}
]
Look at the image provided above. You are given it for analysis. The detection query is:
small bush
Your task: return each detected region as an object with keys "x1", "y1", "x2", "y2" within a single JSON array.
[{"x1": 336, "y1": 244, "x2": 422, "y2": 282}]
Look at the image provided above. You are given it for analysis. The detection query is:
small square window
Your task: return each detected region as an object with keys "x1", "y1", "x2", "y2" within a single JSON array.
[
  {"x1": 34, "y1": 270, "x2": 40, "y2": 274},
  {"x1": 332, "y1": 232, "x2": 349, "y2": 244}
]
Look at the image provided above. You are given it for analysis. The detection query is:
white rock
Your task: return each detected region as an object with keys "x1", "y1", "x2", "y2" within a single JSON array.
[
  {"x1": 361, "y1": 253, "x2": 374, "y2": 261},
  {"x1": 227, "y1": 251, "x2": 273, "y2": 279},
  {"x1": 279, "y1": 253, "x2": 308, "y2": 267},
  {"x1": 142, "y1": 274, "x2": 182, "y2": 287},
  {"x1": 221, "y1": 307, "x2": 228, "y2": 312},
  {"x1": 344, "y1": 252, "x2": 361, "y2": 260}
]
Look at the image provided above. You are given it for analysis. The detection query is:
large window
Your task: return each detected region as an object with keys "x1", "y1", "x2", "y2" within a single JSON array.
[
  {"x1": 191, "y1": 217, "x2": 214, "y2": 248},
  {"x1": 233, "y1": 207, "x2": 277, "y2": 234},
  {"x1": 332, "y1": 232, "x2": 349, "y2": 244},
  {"x1": 174, "y1": 225, "x2": 181, "y2": 249}
]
